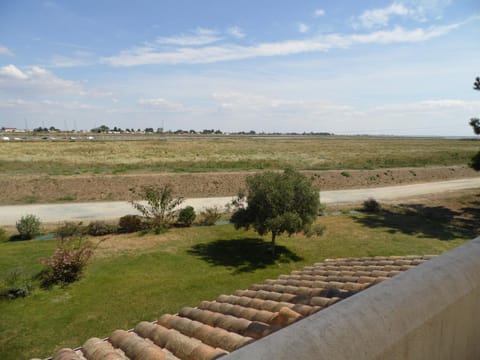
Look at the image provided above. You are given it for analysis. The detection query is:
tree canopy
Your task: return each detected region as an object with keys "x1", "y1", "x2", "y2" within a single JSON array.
[
  {"x1": 230, "y1": 168, "x2": 320, "y2": 254},
  {"x1": 470, "y1": 77, "x2": 480, "y2": 170}
]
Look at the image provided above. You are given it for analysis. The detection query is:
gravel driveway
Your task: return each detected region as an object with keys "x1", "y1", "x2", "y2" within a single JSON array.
[{"x1": 0, "y1": 177, "x2": 479, "y2": 226}]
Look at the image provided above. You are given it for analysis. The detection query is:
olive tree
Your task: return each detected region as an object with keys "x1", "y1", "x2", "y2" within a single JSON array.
[{"x1": 230, "y1": 168, "x2": 320, "y2": 255}]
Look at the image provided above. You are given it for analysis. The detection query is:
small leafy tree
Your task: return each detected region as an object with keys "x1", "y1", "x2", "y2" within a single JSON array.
[
  {"x1": 231, "y1": 168, "x2": 320, "y2": 255},
  {"x1": 16, "y1": 214, "x2": 41, "y2": 240},
  {"x1": 130, "y1": 185, "x2": 184, "y2": 231},
  {"x1": 470, "y1": 77, "x2": 480, "y2": 170}
]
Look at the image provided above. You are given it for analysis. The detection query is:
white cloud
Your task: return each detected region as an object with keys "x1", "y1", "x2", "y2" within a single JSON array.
[
  {"x1": 355, "y1": 0, "x2": 455, "y2": 28},
  {"x1": 313, "y1": 9, "x2": 325, "y2": 17},
  {"x1": 212, "y1": 91, "x2": 352, "y2": 114},
  {"x1": 156, "y1": 28, "x2": 222, "y2": 46},
  {"x1": 357, "y1": 3, "x2": 411, "y2": 29},
  {"x1": 0, "y1": 64, "x2": 28, "y2": 80},
  {"x1": 209, "y1": 93, "x2": 480, "y2": 135},
  {"x1": 298, "y1": 23, "x2": 310, "y2": 34},
  {"x1": 0, "y1": 46, "x2": 13, "y2": 56},
  {"x1": 405, "y1": 0, "x2": 453, "y2": 21},
  {"x1": 0, "y1": 98, "x2": 95, "y2": 111},
  {"x1": 102, "y1": 22, "x2": 463, "y2": 66},
  {"x1": 0, "y1": 64, "x2": 113, "y2": 99},
  {"x1": 375, "y1": 99, "x2": 480, "y2": 111},
  {"x1": 227, "y1": 26, "x2": 246, "y2": 39},
  {"x1": 0, "y1": 64, "x2": 78, "y2": 91},
  {"x1": 137, "y1": 98, "x2": 187, "y2": 111}
]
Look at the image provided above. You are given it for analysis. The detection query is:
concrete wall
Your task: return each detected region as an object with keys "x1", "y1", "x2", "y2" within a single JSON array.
[{"x1": 224, "y1": 237, "x2": 480, "y2": 360}]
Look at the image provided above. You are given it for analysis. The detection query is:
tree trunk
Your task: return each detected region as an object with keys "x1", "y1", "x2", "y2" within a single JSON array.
[{"x1": 271, "y1": 232, "x2": 276, "y2": 256}]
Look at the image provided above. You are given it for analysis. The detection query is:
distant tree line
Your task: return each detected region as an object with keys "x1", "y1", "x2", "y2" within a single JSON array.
[
  {"x1": 88, "y1": 125, "x2": 334, "y2": 136},
  {"x1": 2, "y1": 123, "x2": 333, "y2": 136}
]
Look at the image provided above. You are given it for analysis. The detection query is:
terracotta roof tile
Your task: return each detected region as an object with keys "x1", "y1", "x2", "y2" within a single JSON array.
[{"x1": 40, "y1": 255, "x2": 434, "y2": 360}]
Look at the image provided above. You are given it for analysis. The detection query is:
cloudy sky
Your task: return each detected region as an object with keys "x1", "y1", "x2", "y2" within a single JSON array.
[{"x1": 0, "y1": 0, "x2": 479, "y2": 135}]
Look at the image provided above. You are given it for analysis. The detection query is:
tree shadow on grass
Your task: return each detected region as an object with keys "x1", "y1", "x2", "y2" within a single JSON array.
[
  {"x1": 354, "y1": 201, "x2": 480, "y2": 241},
  {"x1": 187, "y1": 238, "x2": 303, "y2": 274}
]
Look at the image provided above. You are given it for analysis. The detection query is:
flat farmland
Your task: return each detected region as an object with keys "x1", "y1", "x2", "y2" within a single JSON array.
[
  {"x1": 0, "y1": 136, "x2": 478, "y2": 175},
  {"x1": 0, "y1": 136, "x2": 479, "y2": 204}
]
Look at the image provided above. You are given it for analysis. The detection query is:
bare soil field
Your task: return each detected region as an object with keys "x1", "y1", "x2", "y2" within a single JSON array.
[
  {"x1": 0, "y1": 165, "x2": 477, "y2": 205},
  {"x1": 1, "y1": 136, "x2": 479, "y2": 204}
]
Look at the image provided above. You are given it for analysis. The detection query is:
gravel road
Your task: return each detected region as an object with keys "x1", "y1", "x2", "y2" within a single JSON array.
[{"x1": 0, "y1": 177, "x2": 479, "y2": 226}]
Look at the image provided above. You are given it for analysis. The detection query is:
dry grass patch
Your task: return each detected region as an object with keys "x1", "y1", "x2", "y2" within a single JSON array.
[{"x1": 0, "y1": 137, "x2": 478, "y2": 175}]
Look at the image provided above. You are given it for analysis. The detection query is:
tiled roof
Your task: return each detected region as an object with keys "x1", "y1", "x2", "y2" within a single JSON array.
[{"x1": 38, "y1": 255, "x2": 434, "y2": 360}]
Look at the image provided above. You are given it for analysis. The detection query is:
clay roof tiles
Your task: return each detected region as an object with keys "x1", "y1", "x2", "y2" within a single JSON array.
[{"x1": 37, "y1": 255, "x2": 435, "y2": 360}]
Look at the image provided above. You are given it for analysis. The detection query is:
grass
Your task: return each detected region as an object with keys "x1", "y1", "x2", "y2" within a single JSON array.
[
  {"x1": 2, "y1": 189, "x2": 479, "y2": 359},
  {"x1": 0, "y1": 136, "x2": 478, "y2": 175}
]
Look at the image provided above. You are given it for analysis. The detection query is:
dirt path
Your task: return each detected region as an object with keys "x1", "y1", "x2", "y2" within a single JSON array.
[
  {"x1": 0, "y1": 166, "x2": 478, "y2": 205},
  {"x1": 1, "y1": 178, "x2": 479, "y2": 226}
]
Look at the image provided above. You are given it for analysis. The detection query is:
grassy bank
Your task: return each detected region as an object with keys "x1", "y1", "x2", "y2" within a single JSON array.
[
  {"x1": 2, "y1": 189, "x2": 478, "y2": 359},
  {"x1": 0, "y1": 136, "x2": 477, "y2": 175}
]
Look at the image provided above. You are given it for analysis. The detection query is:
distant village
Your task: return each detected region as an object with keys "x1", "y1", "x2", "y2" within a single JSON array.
[{"x1": 1, "y1": 125, "x2": 333, "y2": 140}]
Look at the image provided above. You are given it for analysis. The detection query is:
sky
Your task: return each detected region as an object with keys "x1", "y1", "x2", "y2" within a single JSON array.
[{"x1": 0, "y1": 0, "x2": 479, "y2": 136}]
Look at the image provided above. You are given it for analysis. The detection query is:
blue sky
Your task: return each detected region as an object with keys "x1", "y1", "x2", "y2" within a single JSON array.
[{"x1": 0, "y1": 0, "x2": 479, "y2": 135}]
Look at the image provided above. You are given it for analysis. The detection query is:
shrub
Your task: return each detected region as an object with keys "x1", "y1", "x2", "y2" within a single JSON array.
[
  {"x1": 199, "y1": 206, "x2": 222, "y2": 226},
  {"x1": 87, "y1": 221, "x2": 117, "y2": 236},
  {"x1": 118, "y1": 215, "x2": 144, "y2": 233},
  {"x1": 16, "y1": 214, "x2": 41, "y2": 240},
  {"x1": 177, "y1": 206, "x2": 196, "y2": 227},
  {"x1": 55, "y1": 221, "x2": 86, "y2": 239},
  {"x1": 363, "y1": 198, "x2": 381, "y2": 213},
  {"x1": 340, "y1": 171, "x2": 351, "y2": 177},
  {"x1": 305, "y1": 224, "x2": 327, "y2": 237},
  {"x1": 40, "y1": 238, "x2": 94, "y2": 287}
]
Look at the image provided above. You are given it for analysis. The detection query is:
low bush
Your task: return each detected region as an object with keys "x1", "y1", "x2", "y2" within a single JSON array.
[
  {"x1": 305, "y1": 224, "x2": 327, "y2": 237},
  {"x1": 363, "y1": 198, "x2": 381, "y2": 213},
  {"x1": 87, "y1": 221, "x2": 117, "y2": 236},
  {"x1": 118, "y1": 215, "x2": 144, "y2": 233},
  {"x1": 199, "y1": 206, "x2": 222, "y2": 226},
  {"x1": 40, "y1": 238, "x2": 94, "y2": 287},
  {"x1": 177, "y1": 206, "x2": 196, "y2": 227},
  {"x1": 55, "y1": 221, "x2": 86, "y2": 239},
  {"x1": 16, "y1": 214, "x2": 41, "y2": 240}
]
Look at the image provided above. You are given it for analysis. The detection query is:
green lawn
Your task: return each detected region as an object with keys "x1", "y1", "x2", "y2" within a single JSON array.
[{"x1": 1, "y1": 204, "x2": 474, "y2": 360}]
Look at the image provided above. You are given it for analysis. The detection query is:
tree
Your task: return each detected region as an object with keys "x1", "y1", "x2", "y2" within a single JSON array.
[
  {"x1": 470, "y1": 77, "x2": 480, "y2": 170},
  {"x1": 130, "y1": 185, "x2": 184, "y2": 231},
  {"x1": 91, "y1": 125, "x2": 110, "y2": 133},
  {"x1": 230, "y1": 168, "x2": 320, "y2": 255}
]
